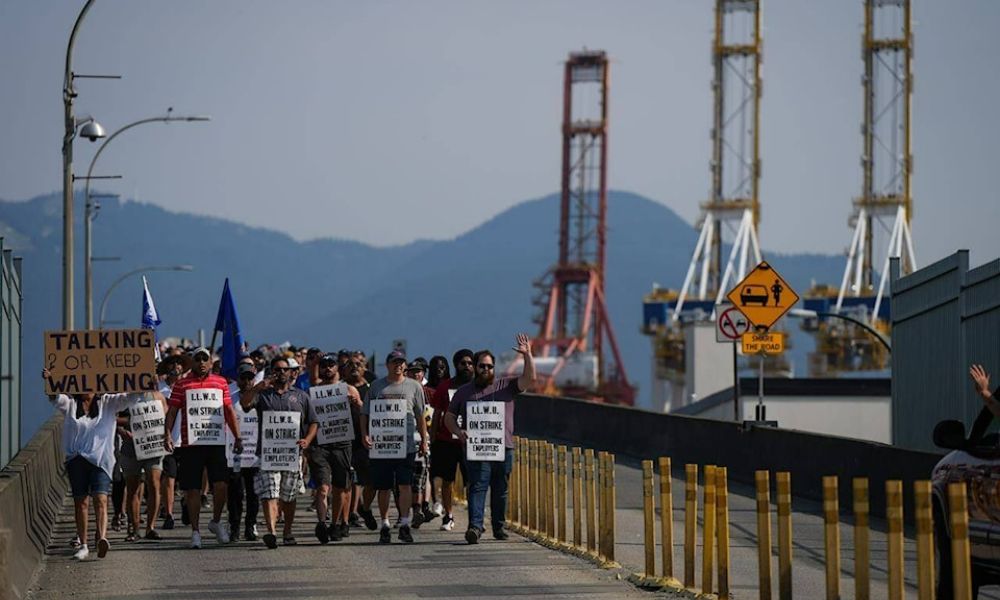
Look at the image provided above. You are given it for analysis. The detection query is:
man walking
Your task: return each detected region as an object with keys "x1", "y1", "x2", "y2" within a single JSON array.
[
  {"x1": 227, "y1": 362, "x2": 261, "y2": 542},
  {"x1": 430, "y1": 349, "x2": 474, "y2": 531},
  {"x1": 164, "y1": 347, "x2": 244, "y2": 548},
  {"x1": 446, "y1": 334, "x2": 535, "y2": 544},
  {"x1": 361, "y1": 350, "x2": 428, "y2": 544}
]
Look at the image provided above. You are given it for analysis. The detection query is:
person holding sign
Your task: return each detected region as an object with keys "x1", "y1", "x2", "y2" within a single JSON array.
[
  {"x1": 430, "y1": 349, "x2": 474, "y2": 532},
  {"x1": 361, "y1": 350, "x2": 429, "y2": 544},
  {"x1": 307, "y1": 355, "x2": 362, "y2": 544},
  {"x1": 164, "y1": 347, "x2": 243, "y2": 549},
  {"x1": 446, "y1": 333, "x2": 536, "y2": 544},
  {"x1": 42, "y1": 369, "x2": 145, "y2": 561},
  {"x1": 227, "y1": 362, "x2": 261, "y2": 542},
  {"x1": 119, "y1": 391, "x2": 169, "y2": 542},
  {"x1": 241, "y1": 356, "x2": 313, "y2": 549}
]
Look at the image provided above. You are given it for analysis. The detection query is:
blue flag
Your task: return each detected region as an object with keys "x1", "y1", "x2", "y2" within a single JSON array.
[
  {"x1": 214, "y1": 278, "x2": 244, "y2": 381},
  {"x1": 141, "y1": 276, "x2": 162, "y2": 361}
]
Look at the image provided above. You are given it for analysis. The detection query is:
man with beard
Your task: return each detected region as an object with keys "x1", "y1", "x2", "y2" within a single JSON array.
[
  {"x1": 307, "y1": 353, "x2": 362, "y2": 543},
  {"x1": 361, "y1": 350, "x2": 428, "y2": 544},
  {"x1": 342, "y1": 355, "x2": 375, "y2": 529},
  {"x1": 429, "y1": 349, "x2": 472, "y2": 531},
  {"x1": 446, "y1": 334, "x2": 536, "y2": 544},
  {"x1": 164, "y1": 347, "x2": 244, "y2": 548},
  {"x1": 242, "y1": 357, "x2": 313, "y2": 549}
]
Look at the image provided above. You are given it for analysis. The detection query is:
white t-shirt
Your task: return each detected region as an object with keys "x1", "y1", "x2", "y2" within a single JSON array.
[
  {"x1": 51, "y1": 393, "x2": 135, "y2": 479},
  {"x1": 160, "y1": 382, "x2": 181, "y2": 445}
]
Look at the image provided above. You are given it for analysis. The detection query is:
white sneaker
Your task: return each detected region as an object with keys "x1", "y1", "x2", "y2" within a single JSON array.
[
  {"x1": 207, "y1": 519, "x2": 230, "y2": 543},
  {"x1": 440, "y1": 515, "x2": 455, "y2": 531},
  {"x1": 73, "y1": 545, "x2": 90, "y2": 560},
  {"x1": 190, "y1": 531, "x2": 202, "y2": 548},
  {"x1": 432, "y1": 502, "x2": 444, "y2": 517}
]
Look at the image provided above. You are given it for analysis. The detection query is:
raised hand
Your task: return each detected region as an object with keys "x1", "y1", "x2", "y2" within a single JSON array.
[
  {"x1": 970, "y1": 364, "x2": 993, "y2": 400},
  {"x1": 512, "y1": 333, "x2": 532, "y2": 357}
]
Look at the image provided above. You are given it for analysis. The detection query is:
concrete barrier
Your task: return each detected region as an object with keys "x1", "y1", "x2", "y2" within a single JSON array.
[
  {"x1": 514, "y1": 393, "x2": 942, "y2": 521},
  {"x1": 0, "y1": 415, "x2": 66, "y2": 600}
]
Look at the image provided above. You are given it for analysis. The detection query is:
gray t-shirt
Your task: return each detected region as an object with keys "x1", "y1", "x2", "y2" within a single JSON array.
[{"x1": 362, "y1": 377, "x2": 425, "y2": 455}]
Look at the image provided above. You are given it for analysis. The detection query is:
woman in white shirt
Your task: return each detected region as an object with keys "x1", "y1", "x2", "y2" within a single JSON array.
[{"x1": 43, "y1": 369, "x2": 138, "y2": 561}]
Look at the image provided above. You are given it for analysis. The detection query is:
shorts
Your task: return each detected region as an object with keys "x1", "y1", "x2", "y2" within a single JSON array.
[
  {"x1": 370, "y1": 454, "x2": 415, "y2": 491},
  {"x1": 308, "y1": 445, "x2": 352, "y2": 489},
  {"x1": 161, "y1": 454, "x2": 178, "y2": 479},
  {"x1": 254, "y1": 469, "x2": 304, "y2": 503},
  {"x1": 430, "y1": 441, "x2": 462, "y2": 482},
  {"x1": 119, "y1": 452, "x2": 163, "y2": 479},
  {"x1": 175, "y1": 445, "x2": 229, "y2": 491},
  {"x1": 352, "y1": 443, "x2": 370, "y2": 487},
  {"x1": 413, "y1": 455, "x2": 429, "y2": 492},
  {"x1": 67, "y1": 456, "x2": 112, "y2": 499}
]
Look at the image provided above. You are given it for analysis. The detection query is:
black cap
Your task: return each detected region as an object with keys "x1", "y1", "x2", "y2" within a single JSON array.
[
  {"x1": 386, "y1": 349, "x2": 406, "y2": 363},
  {"x1": 406, "y1": 357, "x2": 428, "y2": 372}
]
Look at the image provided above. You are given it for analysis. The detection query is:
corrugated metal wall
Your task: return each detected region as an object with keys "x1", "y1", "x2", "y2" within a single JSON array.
[
  {"x1": 891, "y1": 251, "x2": 1000, "y2": 451},
  {"x1": 0, "y1": 238, "x2": 23, "y2": 469}
]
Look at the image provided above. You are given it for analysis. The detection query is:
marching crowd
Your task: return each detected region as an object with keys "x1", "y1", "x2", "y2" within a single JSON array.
[{"x1": 46, "y1": 333, "x2": 536, "y2": 560}]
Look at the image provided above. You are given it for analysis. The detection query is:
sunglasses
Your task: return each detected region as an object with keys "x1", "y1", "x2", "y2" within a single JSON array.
[
  {"x1": 477, "y1": 364, "x2": 495, "y2": 370},
  {"x1": 271, "y1": 367, "x2": 293, "y2": 373},
  {"x1": 239, "y1": 373, "x2": 255, "y2": 380},
  {"x1": 320, "y1": 362, "x2": 337, "y2": 368},
  {"x1": 193, "y1": 355, "x2": 211, "y2": 363},
  {"x1": 458, "y1": 360, "x2": 473, "y2": 366}
]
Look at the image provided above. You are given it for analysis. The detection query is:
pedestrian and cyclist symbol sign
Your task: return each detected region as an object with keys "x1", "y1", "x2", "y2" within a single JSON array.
[{"x1": 725, "y1": 261, "x2": 799, "y2": 331}]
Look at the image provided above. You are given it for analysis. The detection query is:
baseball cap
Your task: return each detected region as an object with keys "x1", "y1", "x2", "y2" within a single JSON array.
[
  {"x1": 237, "y1": 363, "x2": 255, "y2": 377},
  {"x1": 286, "y1": 358, "x2": 300, "y2": 369},
  {"x1": 320, "y1": 353, "x2": 338, "y2": 364},
  {"x1": 386, "y1": 349, "x2": 406, "y2": 363},
  {"x1": 406, "y1": 357, "x2": 428, "y2": 372},
  {"x1": 190, "y1": 347, "x2": 212, "y2": 360}
]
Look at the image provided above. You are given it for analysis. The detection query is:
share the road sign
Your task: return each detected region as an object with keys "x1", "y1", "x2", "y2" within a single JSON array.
[
  {"x1": 716, "y1": 305, "x2": 751, "y2": 343},
  {"x1": 741, "y1": 332, "x2": 785, "y2": 355},
  {"x1": 726, "y1": 261, "x2": 799, "y2": 331}
]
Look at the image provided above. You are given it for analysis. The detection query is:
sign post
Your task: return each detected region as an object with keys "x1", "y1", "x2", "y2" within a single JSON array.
[
  {"x1": 725, "y1": 261, "x2": 799, "y2": 428},
  {"x1": 715, "y1": 303, "x2": 751, "y2": 421}
]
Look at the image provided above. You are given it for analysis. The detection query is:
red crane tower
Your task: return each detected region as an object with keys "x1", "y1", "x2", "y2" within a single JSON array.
[{"x1": 532, "y1": 50, "x2": 634, "y2": 406}]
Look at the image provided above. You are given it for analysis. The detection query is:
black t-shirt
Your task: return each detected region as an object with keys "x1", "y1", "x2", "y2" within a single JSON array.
[{"x1": 351, "y1": 381, "x2": 371, "y2": 447}]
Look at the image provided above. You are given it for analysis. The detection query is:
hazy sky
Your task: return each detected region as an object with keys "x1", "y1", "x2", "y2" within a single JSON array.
[{"x1": 1, "y1": 1, "x2": 998, "y2": 269}]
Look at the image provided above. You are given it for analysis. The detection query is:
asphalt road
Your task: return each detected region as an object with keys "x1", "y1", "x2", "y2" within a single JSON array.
[{"x1": 29, "y1": 489, "x2": 645, "y2": 600}]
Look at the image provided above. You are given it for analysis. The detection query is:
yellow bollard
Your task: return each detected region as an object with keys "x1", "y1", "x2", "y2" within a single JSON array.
[
  {"x1": 510, "y1": 437, "x2": 520, "y2": 526},
  {"x1": 702, "y1": 464, "x2": 717, "y2": 594},
  {"x1": 853, "y1": 478, "x2": 870, "y2": 600},
  {"x1": 542, "y1": 443, "x2": 552, "y2": 539},
  {"x1": 755, "y1": 470, "x2": 772, "y2": 600},
  {"x1": 659, "y1": 457, "x2": 674, "y2": 580},
  {"x1": 716, "y1": 467, "x2": 731, "y2": 599},
  {"x1": 684, "y1": 464, "x2": 698, "y2": 588},
  {"x1": 823, "y1": 475, "x2": 840, "y2": 600},
  {"x1": 914, "y1": 481, "x2": 935, "y2": 600},
  {"x1": 522, "y1": 441, "x2": 529, "y2": 531},
  {"x1": 777, "y1": 471, "x2": 793, "y2": 600},
  {"x1": 948, "y1": 482, "x2": 972, "y2": 600},
  {"x1": 547, "y1": 443, "x2": 556, "y2": 539},
  {"x1": 529, "y1": 440, "x2": 538, "y2": 533},
  {"x1": 585, "y1": 449, "x2": 597, "y2": 554},
  {"x1": 557, "y1": 445, "x2": 568, "y2": 543},
  {"x1": 886, "y1": 480, "x2": 904, "y2": 600},
  {"x1": 597, "y1": 451, "x2": 608, "y2": 558},
  {"x1": 573, "y1": 447, "x2": 582, "y2": 548},
  {"x1": 642, "y1": 460, "x2": 656, "y2": 577},
  {"x1": 607, "y1": 453, "x2": 617, "y2": 563}
]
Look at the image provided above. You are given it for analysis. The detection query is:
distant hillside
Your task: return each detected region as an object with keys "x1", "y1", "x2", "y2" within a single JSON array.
[{"x1": 0, "y1": 190, "x2": 845, "y2": 438}]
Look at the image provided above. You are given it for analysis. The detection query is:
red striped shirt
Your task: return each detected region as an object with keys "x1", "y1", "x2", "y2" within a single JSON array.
[{"x1": 168, "y1": 373, "x2": 232, "y2": 447}]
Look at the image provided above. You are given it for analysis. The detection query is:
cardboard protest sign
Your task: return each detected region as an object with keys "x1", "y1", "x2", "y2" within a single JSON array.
[
  {"x1": 260, "y1": 411, "x2": 301, "y2": 471},
  {"x1": 310, "y1": 384, "x2": 355, "y2": 446},
  {"x1": 44, "y1": 329, "x2": 157, "y2": 395},
  {"x1": 185, "y1": 389, "x2": 225, "y2": 446},
  {"x1": 369, "y1": 397, "x2": 407, "y2": 459},
  {"x1": 465, "y1": 401, "x2": 506, "y2": 461},
  {"x1": 129, "y1": 394, "x2": 168, "y2": 461},
  {"x1": 226, "y1": 403, "x2": 259, "y2": 468}
]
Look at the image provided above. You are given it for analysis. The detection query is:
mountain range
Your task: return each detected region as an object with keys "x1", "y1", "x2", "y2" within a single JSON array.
[{"x1": 0, "y1": 190, "x2": 845, "y2": 439}]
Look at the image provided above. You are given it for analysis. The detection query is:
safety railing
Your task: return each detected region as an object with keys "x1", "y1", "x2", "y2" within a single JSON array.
[{"x1": 508, "y1": 436, "x2": 975, "y2": 600}]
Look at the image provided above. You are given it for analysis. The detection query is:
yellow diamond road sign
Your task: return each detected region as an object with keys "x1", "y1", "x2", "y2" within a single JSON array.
[{"x1": 726, "y1": 261, "x2": 799, "y2": 331}]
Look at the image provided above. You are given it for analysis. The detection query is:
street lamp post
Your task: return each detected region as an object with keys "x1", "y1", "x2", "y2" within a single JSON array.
[
  {"x1": 83, "y1": 110, "x2": 211, "y2": 328},
  {"x1": 98, "y1": 265, "x2": 194, "y2": 329},
  {"x1": 789, "y1": 308, "x2": 892, "y2": 353}
]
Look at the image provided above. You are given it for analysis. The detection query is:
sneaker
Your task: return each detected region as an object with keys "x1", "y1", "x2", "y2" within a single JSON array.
[
  {"x1": 361, "y1": 509, "x2": 378, "y2": 531},
  {"x1": 73, "y1": 545, "x2": 90, "y2": 561},
  {"x1": 111, "y1": 513, "x2": 124, "y2": 532},
  {"x1": 282, "y1": 536, "x2": 297, "y2": 546},
  {"x1": 493, "y1": 526, "x2": 509, "y2": 541},
  {"x1": 97, "y1": 538, "x2": 110, "y2": 558},
  {"x1": 432, "y1": 502, "x2": 444, "y2": 517},
  {"x1": 379, "y1": 525, "x2": 391, "y2": 544},
  {"x1": 190, "y1": 531, "x2": 202, "y2": 549},
  {"x1": 244, "y1": 525, "x2": 258, "y2": 542},
  {"x1": 412, "y1": 510, "x2": 424, "y2": 529},
  {"x1": 162, "y1": 514, "x2": 175, "y2": 530},
  {"x1": 327, "y1": 523, "x2": 342, "y2": 542},
  {"x1": 348, "y1": 512, "x2": 361, "y2": 527},
  {"x1": 465, "y1": 527, "x2": 481, "y2": 545},
  {"x1": 422, "y1": 506, "x2": 437, "y2": 523},
  {"x1": 263, "y1": 533, "x2": 278, "y2": 549},
  {"x1": 440, "y1": 515, "x2": 455, "y2": 531},
  {"x1": 339, "y1": 522, "x2": 350, "y2": 539},
  {"x1": 399, "y1": 524, "x2": 414, "y2": 543},
  {"x1": 69, "y1": 535, "x2": 81, "y2": 548},
  {"x1": 228, "y1": 527, "x2": 240, "y2": 543},
  {"x1": 208, "y1": 520, "x2": 230, "y2": 544},
  {"x1": 315, "y1": 522, "x2": 330, "y2": 544}
]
